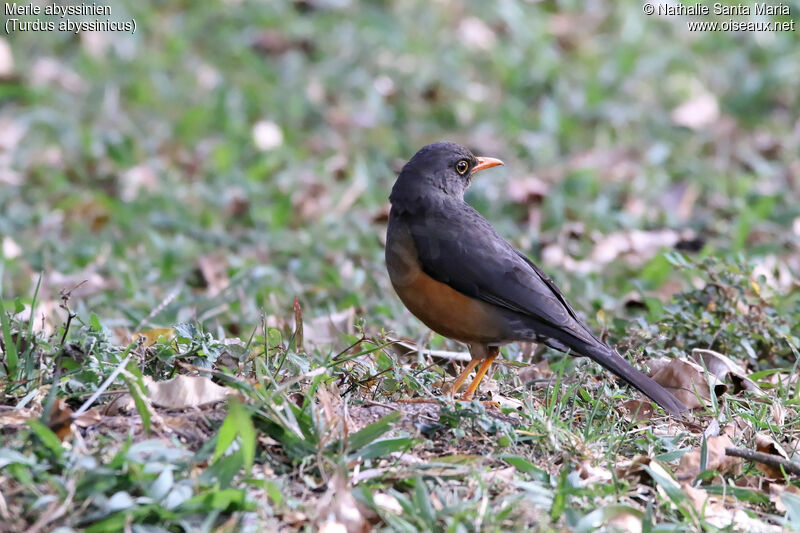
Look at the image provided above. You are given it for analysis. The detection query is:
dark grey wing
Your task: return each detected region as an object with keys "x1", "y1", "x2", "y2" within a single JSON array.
[
  {"x1": 403, "y1": 203, "x2": 688, "y2": 417},
  {"x1": 404, "y1": 204, "x2": 598, "y2": 346}
]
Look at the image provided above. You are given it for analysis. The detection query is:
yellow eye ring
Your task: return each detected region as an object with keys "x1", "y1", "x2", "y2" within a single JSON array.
[{"x1": 455, "y1": 160, "x2": 469, "y2": 175}]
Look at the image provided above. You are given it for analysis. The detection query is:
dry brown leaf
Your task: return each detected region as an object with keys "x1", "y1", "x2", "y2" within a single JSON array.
[
  {"x1": 317, "y1": 382, "x2": 348, "y2": 435},
  {"x1": 651, "y1": 358, "x2": 727, "y2": 409},
  {"x1": 686, "y1": 484, "x2": 780, "y2": 532},
  {"x1": 691, "y1": 348, "x2": 766, "y2": 397},
  {"x1": 481, "y1": 466, "x2": 516, "y2": 486},
  {"x1": 767, "y1": 371, "x2": 798, "y2": 388},
  {"x1": 195, "y1": 255, "x2": 230, "y2": 297},
  {"x1": 620, "y1": 400, "x2": 654, "y2": 422},
  {"x1": 615, "y1": 455, "x2": 652, "y2": 483},
  {"x1": 282, "y1": 510, "x2": 308, "y2": 527},
  {"x1": 576, "y1": 460, "x2": 612, "y2": 485},
  {"x1": 675, "y1": 435, "x2": 740, "y2": 481},
  {"x1": 508, "y1": 176, "x2": 549, "y2": 205},
  {"x1": 493, "y1": 395, "x2": 524, "y2": 410},
  {"x1": 0, "y1": 407, "x2": 36, "y2": 427},
  {"x1": 646, "y1": 357, "x2": 673, "y2": 376},
  {"x1": 543, "y1": 228, "x2": 695, "y2": 273},
  {"x1": 721, "y1": 418, "x2": 754, "y2": 441},
  {"x1": 770, "y1": 483, "x2": 800, "y2": 512},
  {"x1": 754, "y1": 433, "x2": 791, "y2": 479},
  {"x1": 316, "y1": 474, "x2": 370, "y2": 533},
  {"x1": 72, "y1": 407, "x2": 103, "y2": 428},
  {"x1": 771, "y1": 402, "x2": 786, "y2": 426},
  {"x1": 591, "y1": 229, "x2": 682, "y2": 266},
  {"x1": 147, "y1": 375, "x2": 233, "y2": 409},
  {"x1": 680, "y1": 484, "x2": 756, "y2": 529},
  {"x1": 518, "y1": 360, "x2": 552, "y2": 383}
]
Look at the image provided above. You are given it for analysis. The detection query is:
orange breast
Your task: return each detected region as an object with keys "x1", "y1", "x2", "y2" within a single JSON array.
[
  {"x1": 392, "y1": 269, "x2": 507, "y2": 344},
  {"x1": 386, "y1": 220, "x2": 506, "y2": 344}
]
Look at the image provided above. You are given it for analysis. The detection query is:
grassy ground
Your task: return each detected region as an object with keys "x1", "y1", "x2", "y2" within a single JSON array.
[{"x1": 2, "y1": 0, "x2": 800, "y2": 531}]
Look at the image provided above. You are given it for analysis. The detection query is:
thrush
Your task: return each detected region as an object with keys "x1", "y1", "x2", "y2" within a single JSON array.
[{"x1": 385, "y1": 141, "x2": 687, "y2": 416}]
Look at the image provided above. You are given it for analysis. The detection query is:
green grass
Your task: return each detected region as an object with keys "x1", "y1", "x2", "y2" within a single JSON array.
[{"x1": 2, "y1": 0, "x2": 800, "y2": 530}]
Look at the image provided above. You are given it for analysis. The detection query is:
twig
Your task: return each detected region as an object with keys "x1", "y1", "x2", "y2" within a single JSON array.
[
  {"x1": 40, "y1": 283, "x2": 81, "y2": 424},
  {"x1": 363, "y1": 399, "x2": 400, "y2": 411},
  {"x1": 388, "y1": 338, "x2": 471, "y2": 362},
  {"x1": 725, "y1": 447, "x2": 800, "y2": 477}
]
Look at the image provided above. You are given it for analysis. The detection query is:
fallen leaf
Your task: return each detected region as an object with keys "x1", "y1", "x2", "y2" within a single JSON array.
[
  {"x1": 0, "y1": 407, "x2": 36, "y2": 427},
  {"x1": 316, "y1": 473, "x2": 369, "y2": 533},
  {"x1": 508, "y1": 176, "x2": 549, "y2": 205},
  {"x1": 104, "y1": 393, "x2": 136, "y2": 415},
  {"x1": 591, "y1": 229, "x2": 684, "y2": 266},
  {"x1": 691, "y1": 348, "x2": 766, "y2": 397},
  {"x1": 282, "y1": 510, "x2": 308, "y2": 527},
  {"x1": 73, "y1": 407, "x2": 103, "y2": 428},
  {"x1": 771, "y1": 403, "x2": 785, "y2": 426},
  {"x1": 576, "y1": 460, "x2": 612, "y2": 485},
  {"x1": 518, "y1": 360, "x2": 552, "y2": 383},
  {"x1": 194, "y1": 255, "x2": 230, "y2": 297},
  {"x1": 675, "y1": 435, "x2": 740, "y2": 481},
  {"x1": 615, "y1": 455, "x2": 652, "y2": 483},
  {"x1": 147, "y1": 375, "x2": 233, "y2": 409},
  {"x1": 754, "y1": 433, "x2": 791, "y2": 479},
  {"x1": 651, "y1": 358, "x2": 727, "y2": 409},
  {"x1": 620, "y1": 400, "x2": 654, "y2": 422},
  {"x1": 770, "y1": 483, "x2": 800, "y2": 513},
  {"x1": 481, "y1": 466, "x2": 516, "y2": 486}
]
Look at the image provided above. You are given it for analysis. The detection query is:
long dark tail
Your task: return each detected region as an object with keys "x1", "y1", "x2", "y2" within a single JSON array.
[{"x1": 556, "y1": 338, "x2": 687, "y2": 417}]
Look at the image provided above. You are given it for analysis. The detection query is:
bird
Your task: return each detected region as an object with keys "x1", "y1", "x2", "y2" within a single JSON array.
[{"x1": 385, "y1": 141, "x2": 687, "y2": 417}]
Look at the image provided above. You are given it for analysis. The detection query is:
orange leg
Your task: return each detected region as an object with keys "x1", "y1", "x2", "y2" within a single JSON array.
[
  {"x1": 449, "y1": 358, "x2": 480, "y2": 397},
  {"x1": 461, "y1": 348, "x2": 499, "y2": 401}
]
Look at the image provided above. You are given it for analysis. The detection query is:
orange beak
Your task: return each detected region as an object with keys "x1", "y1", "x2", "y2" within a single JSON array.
[{"x1": 473, "y1": 156, "x2": 504, "y2": 173}]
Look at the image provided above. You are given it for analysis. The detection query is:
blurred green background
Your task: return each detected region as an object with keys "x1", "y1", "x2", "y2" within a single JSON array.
[{"x1": 2, "y1": 0, "x2": 799, "y2": 342}]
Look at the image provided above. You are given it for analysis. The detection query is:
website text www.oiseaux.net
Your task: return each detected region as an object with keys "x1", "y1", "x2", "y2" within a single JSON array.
[{"x1": 687, "y1": 18, "x2": 795, "y2": 31}]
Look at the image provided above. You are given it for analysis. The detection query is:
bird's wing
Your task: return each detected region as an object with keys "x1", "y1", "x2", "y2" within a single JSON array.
[{"x1": 405, "y1": 205, "x2": 599, "y2": 346}]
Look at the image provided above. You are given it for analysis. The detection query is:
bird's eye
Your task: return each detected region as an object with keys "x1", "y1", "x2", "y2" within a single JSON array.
[{"x1": 455, "y1": 160, "x2": 469, "y2": 175}]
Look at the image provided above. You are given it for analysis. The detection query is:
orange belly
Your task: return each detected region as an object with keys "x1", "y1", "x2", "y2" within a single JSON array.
[
  {"x1": 391, "y1": 269, "x2": 506, "y2": 344},
  {"x1": 386, "y1": 215, "x2": 507, "y2": 345}
]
